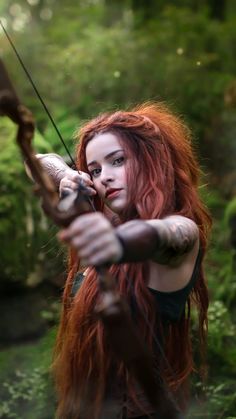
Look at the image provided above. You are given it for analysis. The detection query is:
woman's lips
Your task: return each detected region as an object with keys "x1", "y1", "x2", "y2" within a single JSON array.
[{"x1": 105, "y1": 189, "x2": 122, "y2": 199}]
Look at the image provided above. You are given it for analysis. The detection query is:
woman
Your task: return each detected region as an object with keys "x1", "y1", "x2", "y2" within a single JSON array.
[{"x1": 38, "y1": 102, "x2": 211, "y2": 419}]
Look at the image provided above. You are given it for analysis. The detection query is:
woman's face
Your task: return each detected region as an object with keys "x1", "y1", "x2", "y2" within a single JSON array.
[{"x1": 85, "y1": 132, "x2": 129, "y2": 214}]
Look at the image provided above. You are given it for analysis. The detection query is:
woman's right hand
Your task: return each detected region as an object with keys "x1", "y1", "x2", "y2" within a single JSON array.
[{"x1": 59, "y1": 168, "x2": 97, "y2": 198}]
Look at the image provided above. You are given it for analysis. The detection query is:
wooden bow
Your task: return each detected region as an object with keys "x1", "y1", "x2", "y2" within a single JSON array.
[{"x1": 0, "y1": 50, "x2": 182, "y2": 418}]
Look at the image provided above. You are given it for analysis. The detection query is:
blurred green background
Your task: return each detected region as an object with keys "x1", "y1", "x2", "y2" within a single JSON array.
[{"x1": 0, "y1": 1, "x2": 235, "y2": 418}]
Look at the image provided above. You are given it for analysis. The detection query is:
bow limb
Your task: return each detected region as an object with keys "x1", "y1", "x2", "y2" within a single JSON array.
[
  {"x1": 0, "y1": 58, "x2": 91, "y2": 226},
  {"x1": 0, "y1": 59, "x2": 56, "y2": 205}
]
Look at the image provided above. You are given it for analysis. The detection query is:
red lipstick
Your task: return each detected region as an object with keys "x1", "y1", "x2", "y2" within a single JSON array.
[{"x1": 105, "y1": 188, "x2": 122, "y2": 199}]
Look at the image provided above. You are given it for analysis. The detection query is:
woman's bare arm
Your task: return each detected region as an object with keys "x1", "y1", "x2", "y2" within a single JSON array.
[
  {"x1": 115, "y1": 216, "x2": 199, "y2": 267},
  {"x1": 147, "y1": 215, "x2": 199, "y2": 266},
  {"x1": 25, "y1": 153, "x2": 96, "y2": 196}
]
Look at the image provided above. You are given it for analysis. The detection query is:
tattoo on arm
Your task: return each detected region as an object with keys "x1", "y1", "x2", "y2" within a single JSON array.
[{"x1": 150, "y1": 216, "x2": 199, "y2": 265}]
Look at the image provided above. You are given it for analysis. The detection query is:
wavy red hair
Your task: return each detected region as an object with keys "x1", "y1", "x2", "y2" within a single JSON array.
[{"x1": 53, "y1": 102, "x2": 211, "y2": 418}]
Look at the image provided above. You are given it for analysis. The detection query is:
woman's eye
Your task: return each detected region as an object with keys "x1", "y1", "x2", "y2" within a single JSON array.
[
  {"x1": 113, "y1": 156, "x2": 124, "y2": 165},
  {"x1": 90, "y1": 168, "x2": 101, "y2": 177}
]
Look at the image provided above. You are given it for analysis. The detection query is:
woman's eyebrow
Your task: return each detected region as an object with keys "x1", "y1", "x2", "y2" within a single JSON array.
[{"x1": 87, "y1": 149, "x2": 123, "y2": 167}]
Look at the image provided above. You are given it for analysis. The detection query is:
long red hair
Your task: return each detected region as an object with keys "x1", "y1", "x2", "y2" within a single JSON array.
[{"x1": 53, "y1": 102, "x2": 211, "y2": 418}]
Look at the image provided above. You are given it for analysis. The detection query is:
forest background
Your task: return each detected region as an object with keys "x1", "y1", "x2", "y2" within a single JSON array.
[{"x1": 0, "y1": 0, "x2": 236, "y2": 418}]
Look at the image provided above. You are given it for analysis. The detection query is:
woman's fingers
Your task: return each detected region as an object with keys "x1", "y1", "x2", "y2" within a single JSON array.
[
  {"x1": 58, "y1": 213, "x2": 123, "y2": 265},
  {"x1": 60, "y1": 179, "x2": 96, "y2": 196},
  {"x1": 60, "y1": 178, "x2": 78, "y2": 190},
  {"x1": 59, "y1": 169, "x2": 96, "y2": 197},
  {"x1": 78, "y1": 239, "x2": 122, "y2": 266},
  {"x1": 61, "y1": 214, "x2": 116, "y2": 245},
  {"x1": 76, "y1": 171, "x2": 93, "y2": 186}
]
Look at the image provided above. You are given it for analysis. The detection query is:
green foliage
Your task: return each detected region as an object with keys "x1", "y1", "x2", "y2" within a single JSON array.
[
  {"x1": 1, "y1": 1, "x2": 236, "y2": 183},
  {"x1": 0, "y1": 2, "x2": 235, "y2": 417},
  {"x1": 40, "y1": 301, "x2": 61, "y2": 323},
  {"x1": 225, "y1": 197, "x2": 236, "y2": 224},
  {"x1": 206, "y1": 221, "x2": 235, "y2": 306},
  {"x1": 0, "y1": 329, "x2": 56, "y2": 419},
  {"x1": 208, "y1": 300, "x2": 235, "y2": 358},
  {"x1": 189, "y1": 379, "x2": 236, "y2": 418},
  {"x1": 0, "y1": 117, "x2": 63, "y2": 288},
  {"x1": 0, "y1": 368, "x2": 55, "y2": 419},
  {"x1": 202, "y1": 221, "x2": 235, "y2": 419}
]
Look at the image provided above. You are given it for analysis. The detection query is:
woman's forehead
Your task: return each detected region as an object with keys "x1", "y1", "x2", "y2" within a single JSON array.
[{"x1": 86, "y1": 132, "x2": 123, "y2": 164}]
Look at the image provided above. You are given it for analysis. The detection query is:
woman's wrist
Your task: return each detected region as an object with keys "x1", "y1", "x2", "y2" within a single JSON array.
[{"x1": 115, "y1": 220, "x2": 159, "y2": 263}]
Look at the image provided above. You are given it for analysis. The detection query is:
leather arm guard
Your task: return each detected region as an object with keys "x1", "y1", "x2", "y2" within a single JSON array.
[{"x1": 115, "y1": 220, "x2": 159, "y2": 263}]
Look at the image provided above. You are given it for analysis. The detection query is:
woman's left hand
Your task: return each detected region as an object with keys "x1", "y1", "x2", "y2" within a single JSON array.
[{"x1": 58, "y1": 213, "x2": 123, "y2": 266}]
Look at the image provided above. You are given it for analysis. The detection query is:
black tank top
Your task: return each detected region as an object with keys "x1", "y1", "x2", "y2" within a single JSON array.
[
  {"x1": 71, "y1": 248, "x2": 203, "y2": 323},
  {"x1": 148, "y1": 248, "x2": 203, "y2": 322}
]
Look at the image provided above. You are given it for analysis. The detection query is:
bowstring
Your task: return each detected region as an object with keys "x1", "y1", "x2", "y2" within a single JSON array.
[{"x1": 0, "y1": 20, "x2": 76, "y2": 169}]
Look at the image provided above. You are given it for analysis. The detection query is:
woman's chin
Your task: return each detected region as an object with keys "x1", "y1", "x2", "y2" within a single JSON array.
[
  {"x1": 105, "y1": 198, "x2": 126, "y2": 215},
  {"x1": 107, "y1": 204, "x2": 124, "y2": 215}
]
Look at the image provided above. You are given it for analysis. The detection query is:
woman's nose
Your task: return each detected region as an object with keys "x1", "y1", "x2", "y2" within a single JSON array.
[{"x1": 100, "y1": 168, "x2": 114, "y2": 185}]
